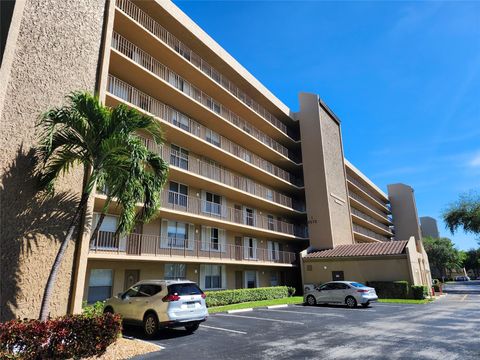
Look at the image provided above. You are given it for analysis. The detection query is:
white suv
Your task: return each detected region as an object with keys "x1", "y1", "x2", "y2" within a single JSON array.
[
  {"x1": 104, "y1": 280, "x2": 208, "y2": 337},
  {"x1": 304, "y1": 281, "x2": 378, "y2": 308}
]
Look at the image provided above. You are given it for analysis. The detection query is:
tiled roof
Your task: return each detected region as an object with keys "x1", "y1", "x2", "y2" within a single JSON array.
[{"x1": 304, "y1": 240, "x2": 408, "y2": 259}]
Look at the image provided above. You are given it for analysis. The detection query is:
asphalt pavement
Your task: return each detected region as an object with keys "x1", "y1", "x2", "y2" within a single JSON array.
[{"x1": 128, "y1": 281, "x2": 480, "y2": 360}]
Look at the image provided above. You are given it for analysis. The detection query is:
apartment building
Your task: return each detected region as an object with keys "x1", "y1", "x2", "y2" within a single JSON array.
[{"x1": 0, "y1": 0, "x2": 431, "y2": 320}]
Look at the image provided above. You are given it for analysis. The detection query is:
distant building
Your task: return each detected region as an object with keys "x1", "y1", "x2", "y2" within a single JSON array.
[{"x1": 420, "y1": 217, "x2": 440, "y2": 239}]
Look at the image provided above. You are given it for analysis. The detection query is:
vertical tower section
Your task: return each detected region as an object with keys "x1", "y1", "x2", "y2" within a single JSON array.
[
  {"x1": 420, "y1": 216, "x2": 440, "y2": 239},
  {"x1": 388, "y1": 183, "x2": 422, "y2": 241},
  {"x1": 297, "y1": 93, "x2": 354, "y2": 250}
]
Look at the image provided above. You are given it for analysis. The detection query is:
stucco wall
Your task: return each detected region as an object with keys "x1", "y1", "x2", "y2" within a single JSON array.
[
  {"x1": 84, "y1": 259, "x2": 294, "y2": 301},
  {"x1": 302, "y1": 257, "x2": 411, "y2": 285},
  {"x1": 0, "y1": 0, "x2": 106, "y2": 320}
]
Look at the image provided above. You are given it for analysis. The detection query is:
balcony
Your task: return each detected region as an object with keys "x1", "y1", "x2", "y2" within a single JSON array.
[
  {"x1": 115, "y1": 0, "x2": 295, "y2": 141},
  {"x1": 350, "y1": 208, "x2": 393, "y2": 234},
  {"x1": 348, "y1": 191, "x2": 392, "y2": 222},
  {"x1": 107, "y1": 75, "x2": 304, "y2": 187},
  {"x1": 347, "y1": 175, "x2": 389, "y2": 205},
  {"x1": 89, "y1": 230, "x2": 296, "y2": 266},
  {"x1": 144, "y1": 140, "x2": 306, "y2": 212},
  {"x1": 110, "y1": 32, "x2": 300, "y2": 164},
  {"x1": 352, "y1": 224, "x2": 392, "y2": 243},
  {"x1": 160, "y1": 190, "x2": 304, "y2": 237}
]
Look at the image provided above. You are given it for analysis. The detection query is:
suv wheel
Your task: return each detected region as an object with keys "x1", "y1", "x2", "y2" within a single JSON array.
[
  {"x1": 345, "y1": 296, "x2": 357, "y2": 308},
  {"x1": 185, "y1": 322, "x2": 200, "y2": 333},
  {"x1": 306, "y1": 295, "x2": 316, "y2": 306},
  {"x1": 143, "y1": 313, "x2": 159, "y2": 338}
]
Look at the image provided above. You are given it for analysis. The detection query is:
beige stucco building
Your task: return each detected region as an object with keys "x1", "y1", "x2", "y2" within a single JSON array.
[{"x1": 1, "y1": 0, "x2": 431, "y2": 320}]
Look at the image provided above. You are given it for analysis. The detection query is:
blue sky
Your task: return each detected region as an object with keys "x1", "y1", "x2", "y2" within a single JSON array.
[{"x1": 174, "y1": 0, "x2": 480, "y2": 250}]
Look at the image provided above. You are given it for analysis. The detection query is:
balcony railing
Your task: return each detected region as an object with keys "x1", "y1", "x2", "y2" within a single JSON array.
[
  {"x1": 348, "y1": 191, "x2": 391, "y2": 220},
  {"x1": 143, "y1": 139, "x2": 305, "y2": 211},
  {"x1": 90, "y1": 230, "x2": 296, "y2": 265},
  {"x1": 161, "y1": 190, "x2": 303, "y2": 236},
  {"x1": 115, "y1": 0, "x2": 294, "y2": 140},
  {"x1": 111, "y1": 32, "x2": 296, "y2": 162},
  {"x1": 352, "y1": 224, "x2": 391, "y2": 242},
  {"x1": 351, "y1": 208, "x2": 392, "y2": 233},
  {"x1": 347, "y1": 175, "x2": 389, "y2": 206},
  {"x1": 107, "y1": 75, "x2": 304, "y2": 187}
]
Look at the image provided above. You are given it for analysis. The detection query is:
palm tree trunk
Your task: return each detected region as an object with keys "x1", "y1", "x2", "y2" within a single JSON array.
[
  {"x1": 39, "y1": 191, "x2": 90, "y2": 321},
  {"x1": 90, "y1": 212, "x2": 106, "y2": 245}
]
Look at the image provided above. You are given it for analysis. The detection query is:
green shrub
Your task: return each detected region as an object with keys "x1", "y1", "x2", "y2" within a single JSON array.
[
  {"x1": 205, "y1": 286, "x2": 289, "y2": 307},
  {"x1": 82, "y1": 300, "x2": 105, "y2": 318},
  {"x1": 287, "y1": 286, "x2": 296, "y2": 297},
  {"x1": 0, "y1": 313, "x2": 121, "y2": 360},
  {"x1": 411, "y1": 285, "x2": 429, "y2": 299},
  {"x1": 366, "y1": 281, "x2": 410, "y2": 299}
]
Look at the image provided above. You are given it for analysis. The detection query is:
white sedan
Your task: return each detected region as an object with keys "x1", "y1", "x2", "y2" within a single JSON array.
[{"x1": 304, "y1": 281, "x2": 378, "y2": 308}]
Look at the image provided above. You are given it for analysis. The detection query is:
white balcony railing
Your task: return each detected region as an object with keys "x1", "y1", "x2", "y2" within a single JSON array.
[
  {"x1": 143, "y1": 139, "x2": 305, "y2": 211},
  {"x1": 107, "y1": 75, "x2": 304, "y2": 187},
  {"x1": 115, "y1": 0, "x2": 294, "y2": 140},
  {"x1": 161, "y1": 190, "x2": 297, "y2": 236},
  {"x1": 90, "y1": 230, "x2": 296, "y2": 265},
  {"x1": 111, "y1": 32, "x2": 294, "y2": 160}
]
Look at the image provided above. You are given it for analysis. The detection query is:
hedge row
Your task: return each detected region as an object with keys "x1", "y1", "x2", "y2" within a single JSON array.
[
  {"x1": 205, "y1": 286, "x2": 294, "y2": 307},
  {"x1": 0, "y1": 313, "x2": 121, "y2": 360},
  {"x1": 366, "y1": 281, "x2": 431, "y2": 299},
  {"x1": 366, "y1": 281, "x2": 410, "y2": 299}
]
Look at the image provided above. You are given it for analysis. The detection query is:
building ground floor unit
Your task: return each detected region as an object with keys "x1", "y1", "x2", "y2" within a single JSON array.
[
  {"x1": 84, "y1": 259, "x2": 299, "y2": 304},
  {"x1": 301, "y1": 237, "x2": 432, "y2": 288}
]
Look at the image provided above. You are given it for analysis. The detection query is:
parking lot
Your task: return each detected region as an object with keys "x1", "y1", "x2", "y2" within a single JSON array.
[{"x1": 129, "y1": 282, "x2": 480, "y2": 360}]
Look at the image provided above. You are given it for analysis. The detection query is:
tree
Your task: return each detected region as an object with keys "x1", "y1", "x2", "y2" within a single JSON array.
[
  {"x1": 423, "y1": 236, "x2": 464, "y2": 279},
  {"x1": 36, "y1": 92, "x2": 168, "y2": 320},
  {"x1": 463, "y1": 248, "x2": 480, "y2": 278},
  {"x1": 443, "y1": 192, "x2": 480, "y2": 239}
]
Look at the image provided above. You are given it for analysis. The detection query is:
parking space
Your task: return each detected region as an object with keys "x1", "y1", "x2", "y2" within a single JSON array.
[{"x1": 130, "y1": 290, "x2": 480, "y2": 359}]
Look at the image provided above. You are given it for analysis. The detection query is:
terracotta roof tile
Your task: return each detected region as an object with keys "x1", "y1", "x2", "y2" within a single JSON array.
[{"x1": 304, "y1": 240, "x2": 408, "y2": 259}]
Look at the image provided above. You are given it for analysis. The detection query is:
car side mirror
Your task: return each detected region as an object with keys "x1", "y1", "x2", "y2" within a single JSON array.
[{"x1": 117, "y1": 292, "x2": 123, "y2": 298}]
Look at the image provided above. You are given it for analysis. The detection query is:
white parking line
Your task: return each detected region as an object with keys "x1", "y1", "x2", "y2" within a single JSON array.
[
  {"x1": 200, "y1": 324, "x2": 247, "y2": 335},
  {"x1": 216, "y1": 313, "x2": 304, "y2": 325},
  {"x1": 461, "y1": 294, "x2": 468, "y2": 301},
  {"x1": 267, "y1": 309, "x2": 344, "y2": 317}
]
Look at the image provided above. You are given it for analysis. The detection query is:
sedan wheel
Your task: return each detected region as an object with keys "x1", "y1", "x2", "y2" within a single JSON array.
[
  {"x1": 345, "y1": 296, "x2": 357, "y2": 308},
  {"x1": 143, "y1": 313, "x2": 159, "y2": 338},
  {"x1": 306, "y1": 295, "x2": 317, "y2": 306}
]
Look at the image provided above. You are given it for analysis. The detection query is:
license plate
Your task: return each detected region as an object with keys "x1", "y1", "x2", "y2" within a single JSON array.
[{"x1": 187, "y1": 302, "x2": 195, "y2": 309}]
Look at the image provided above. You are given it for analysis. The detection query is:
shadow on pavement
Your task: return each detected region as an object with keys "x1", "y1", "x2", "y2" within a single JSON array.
[{"x1": 122, "y1": 324, "x2": 194, "y2": 341}]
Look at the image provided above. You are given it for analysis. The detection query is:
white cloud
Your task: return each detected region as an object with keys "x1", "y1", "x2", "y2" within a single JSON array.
[{"x1": 469, "y1": 153, "x2": 480, "y2": 168}]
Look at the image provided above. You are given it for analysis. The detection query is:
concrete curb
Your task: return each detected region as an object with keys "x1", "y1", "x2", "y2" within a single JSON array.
[
  {"x1": 227, "y1": 308, "x2": 253, "y2": 314},
  {"x1": 266, "y1": 304, "x2": 289, "y2": 309}
]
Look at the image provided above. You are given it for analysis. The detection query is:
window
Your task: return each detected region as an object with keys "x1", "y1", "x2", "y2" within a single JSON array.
[
  {"x1": 168, "y1": 181, "x2": 188, "y2": 207},
  {"x1": 139, "y1": 284, "x2": 162, "y2": 296},
  {"x1": 203, "y1": 265, "x2": 222, "y2": 290},
  {"x1": 172, "y1": 112, "x2": 190, "y2": 132},
  {"x1": 167, "y1": 221, "x2": 188, "y2": 248},
  {"x1": 267, "y1": 215, "x2": 275, "y2": 231},
  {"x1": 170, "y1": 144, "x2": 189, "y2": 170},
  {"x1": 210, "y1": 228, "x2": 219, "y2": 250},
  {"x1": 245, "y1": 208, "x2": 255, "y2": 226},
  {"x1": 266, "y1": 189, "x2": 274, "y2": 201},
  {"x1": 88, "y1": 269, "x2": 113, "y2": 303},
  {"x1": 206, "y1": 98, "x2": 221, "y2": 114},
  {"x1": 270, "y1": 271, "x2": 278, "y2": 286},
  {"x1": 206, "y1": 129, "x2": 221, "y2": 147},
  {"x1": 168, "y1": 283, "x2": 203, "y2": 296},
  {"x1": 204, "y1": 192, "x2": 222, "y2": 216},
  {"x1": 122, "y1": 285, "x2": 143, "y2": 299},
  {"x1": 244, "y1": 237, "x2": 257, "y2": 259},
  {"x1": 268, "y1": 241, "x2": 280, "y2": 261},
  {"x1": 164, "y1": 264, "x2": 186, "y2": 280}
]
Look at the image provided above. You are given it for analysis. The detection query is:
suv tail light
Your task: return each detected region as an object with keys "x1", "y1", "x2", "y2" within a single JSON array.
[
  {"x1": 162, "y1": 294, "x2": 181, "y2": 302},
  {"x1": 201, "y1": 293, "x2": 206, "y2": 299},
  {"x1": 357, "y1": 289, "x2": 369, "y2": 293}
]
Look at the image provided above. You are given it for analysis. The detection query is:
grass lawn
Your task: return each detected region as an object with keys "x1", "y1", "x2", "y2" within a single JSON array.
[
  {"x1": 208, "y1": 296, "x2": 304, "y2": 314},
  {"x1": 378, "y1": 298, "x2": 433, "y2": 304}
]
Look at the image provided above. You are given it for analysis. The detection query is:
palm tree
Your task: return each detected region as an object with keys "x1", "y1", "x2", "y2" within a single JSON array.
[{"x1": 36, "y1": 92, "x2": 168, "y2": 320}]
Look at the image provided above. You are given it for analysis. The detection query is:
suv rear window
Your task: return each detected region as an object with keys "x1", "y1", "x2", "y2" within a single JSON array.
[{"x1": 168, "y1": 283, "x2": 203, "y2": 296}]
